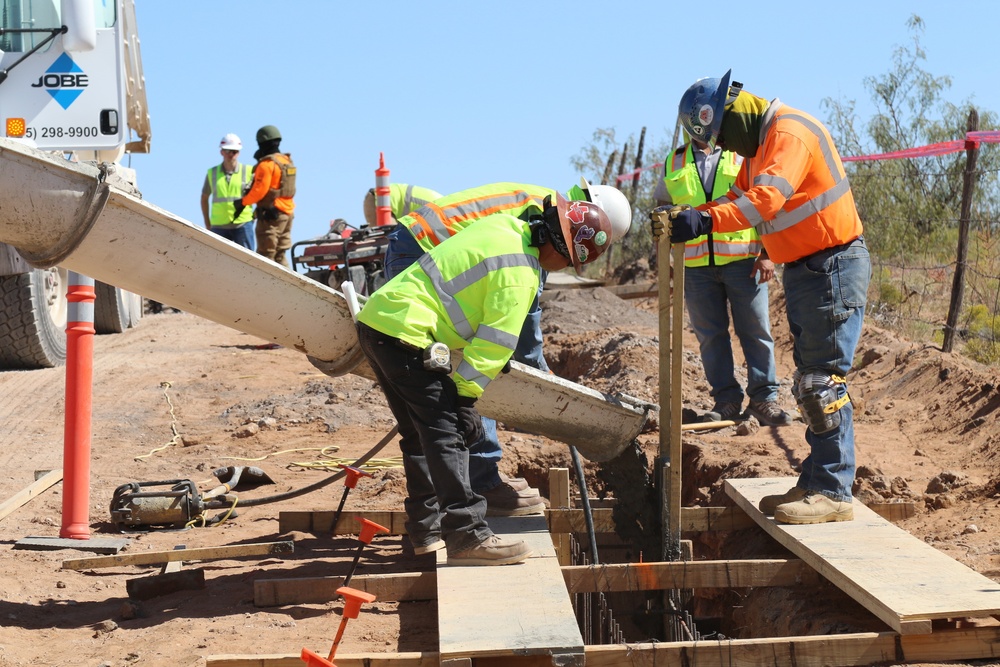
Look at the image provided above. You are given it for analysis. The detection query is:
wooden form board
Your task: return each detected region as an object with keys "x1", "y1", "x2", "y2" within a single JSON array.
[
  {"x1": 435, "y1": 515, "x2": 584, "y2": 666},
  {"x1": 726, "y1": 477, "x2": 1000, "y2": 635},
  {"x1": 207, "y1": 626, "x2": 1000, "y2": 667},
  {"x1": 62, "y1": 540, "x2": 293, "y2": 570},
  {"x1": 280, "y1": 505, "x2": 757, "y2": 537}
]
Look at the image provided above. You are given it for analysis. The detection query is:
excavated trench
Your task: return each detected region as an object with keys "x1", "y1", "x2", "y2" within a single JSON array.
[{"x1": 530, "y1": 302, "x2": 888, "y2": 642}]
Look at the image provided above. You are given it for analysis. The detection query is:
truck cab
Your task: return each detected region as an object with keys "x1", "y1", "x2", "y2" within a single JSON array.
[{"x1": 0, "y1": 0, "x2": 150, "y2": 369}]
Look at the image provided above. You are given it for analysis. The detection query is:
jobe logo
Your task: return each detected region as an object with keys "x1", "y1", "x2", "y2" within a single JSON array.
[{"x1": 31, "y1": 53, "x2": 88, "y2": 109}]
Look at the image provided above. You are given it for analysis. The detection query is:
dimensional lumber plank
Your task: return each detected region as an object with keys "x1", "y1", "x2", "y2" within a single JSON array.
[
  {"x1": 62, "y1": 540, "x2": 293, "y2": 570},
  {"x1": 0, "y1": 469, "x2": 62, "y2": 522},
  {"x1": 436, "y1": 515, "x2": 584, "y2": 666},
  {"x1": 283, "y1": 505, "x2": 757, "y2": 537},
  {"x1": 726, "y1": 477, "x2": 1000, "y2": 635},
  {"x1": 205, "y1": 652, "x2": 435, "y2": 667},
  {"x1": 561, "y1": 558, "x2": 819, "y2": 594},
  {"x1": 255, "y1": 571, "x2": 435, "y2": 607}
]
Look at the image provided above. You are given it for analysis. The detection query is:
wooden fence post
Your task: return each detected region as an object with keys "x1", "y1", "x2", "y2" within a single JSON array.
[{"x1": 942, "y1": 108, "x2": 979, "y2": 353}]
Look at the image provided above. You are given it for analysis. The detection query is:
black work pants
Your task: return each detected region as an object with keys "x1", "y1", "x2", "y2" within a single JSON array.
[{"x1": 357, "y1": 323, "x2": 489, "y2": 553}]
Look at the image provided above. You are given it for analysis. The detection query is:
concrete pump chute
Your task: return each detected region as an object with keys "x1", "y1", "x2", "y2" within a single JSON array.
[{"x1": 0, "y1": 137, "x2": 650, "y2": 461}]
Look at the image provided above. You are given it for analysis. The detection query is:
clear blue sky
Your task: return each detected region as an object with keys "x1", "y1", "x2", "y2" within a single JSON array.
[{"x1": 128, "y1": 0, "x2": 998, "y2": 260}]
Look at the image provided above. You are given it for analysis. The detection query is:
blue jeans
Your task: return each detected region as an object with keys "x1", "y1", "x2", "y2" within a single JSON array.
[
  {"x1": 358, "y1": 323, "x2": 490, "y2": 553},
  {"x1": 783, "y1": 237, "x2": 870, "y2": 502},
  {"x1": 210, "y1": 223, "x2": 255, "y2": 251},
  {"x1": 684, "y1": 257, "x2": 778, "y2": 405},
  {"x1": 383, "y1": 225, "x2": 548, "y2": 493}
]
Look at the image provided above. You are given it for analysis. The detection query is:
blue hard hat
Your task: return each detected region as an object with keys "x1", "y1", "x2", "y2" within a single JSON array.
[{"x1": 678, "y1": 69, "x2": 734, "y2": 148}]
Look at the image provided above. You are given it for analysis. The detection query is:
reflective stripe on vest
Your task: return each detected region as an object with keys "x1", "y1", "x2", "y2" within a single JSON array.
[
  {"x1": 209, "y1": 164, "x2": 253, "y2": 227},
  {"x1": 391, "y1": 184, "x2": 441, "y2": 218},
  {"x1": 734, "y1": 112, "x2": 852, "y2": 236},
  {"x1": 664, "y1": 146, "x2": 758, "y2": 266},
  {"x1": 417, "y1": 251, "x2": 537, "y2": 390},
  {"x1": 405, "y1": 189, "x2": 546, "y2": 248}
]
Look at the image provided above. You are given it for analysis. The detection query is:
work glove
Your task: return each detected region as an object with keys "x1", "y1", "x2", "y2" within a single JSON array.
[
  {"x1": 232, "y1": 199, "x2": 246, "y2": 221},
  {"x1": 455, "y1": 396, "x2": 484, "y2": 446},
  {"x1": 649, "y1": 205, "x2": 688, "y2": 239},
  {"x1": 650, "y1": 205, "x2": 712, "y2": 243}
]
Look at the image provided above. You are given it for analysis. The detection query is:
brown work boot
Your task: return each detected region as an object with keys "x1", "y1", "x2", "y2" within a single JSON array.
[
  {"x1": 447, "y1": 534, "x2": 533, "y2": 566},
  {"x1": 747, "y1": 400, "x2": 793, "y2": 426},
  {"x1": 702, "y1": 401, "x2": 742, "y2": 423},
  {"x1": 758, "y1": 486, "x2": 807, "y2": 515},
  {"x1": 499, "y1": 472, "x2": 539, "y2": 497},
  {"x1": 774, "y1": 492, "x2": 854, "y2": 525},
  {"x1": 482, "y1": 482, "x2": 547, "y2": 517}
]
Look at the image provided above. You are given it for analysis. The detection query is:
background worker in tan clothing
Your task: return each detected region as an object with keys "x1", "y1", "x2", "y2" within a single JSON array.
[{"x1": 236, "y1": 125, "x2": 296, "y2": 266}]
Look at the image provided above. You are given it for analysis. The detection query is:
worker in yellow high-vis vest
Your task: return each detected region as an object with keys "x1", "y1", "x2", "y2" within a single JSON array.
[
  {"x1": 358, "y1": 194, "x2": 618, "y2": 565},
  {"x1": 655, "y1": 137, "x2": 791, "y2": 427},
  {"x1": 380, "y1": 182, "x2": 632, "y2": 518},
  {"x1": 201, "y1": 133, "x2": 255, "y2": 250}
]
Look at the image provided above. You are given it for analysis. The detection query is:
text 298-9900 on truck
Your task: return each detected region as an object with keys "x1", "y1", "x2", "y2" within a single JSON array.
[{"x1": 0, "y1": 0, "x2": 150, "y2": 369}]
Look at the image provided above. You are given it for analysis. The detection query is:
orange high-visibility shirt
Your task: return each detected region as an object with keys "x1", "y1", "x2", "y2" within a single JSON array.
[
  {"x1": 243, "y1": 155, "x2": 295, "y2": 214},
  {"x1": 704, "y1": 101, "x2": 862, "y2": 264}
]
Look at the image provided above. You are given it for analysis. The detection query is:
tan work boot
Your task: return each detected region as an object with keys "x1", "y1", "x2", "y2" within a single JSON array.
[
  {"x1": 774, "y1": 492, "x2": 854, "y2": 524},
  {"x1": 447, "y1": 534, "x2": 533, "y2": 566},
  {"x1": 482, "y1": 482, "x2": 547, "y2": 517},
  {"x1": 412, "y1": 538, "x2": 445, "y2": 556},
  {"x1": 758, "y1": 486, "x2": 807, "y2": 515},
  {"x1": 499, "y1": 472, "x2": 540, "y2": 497}
]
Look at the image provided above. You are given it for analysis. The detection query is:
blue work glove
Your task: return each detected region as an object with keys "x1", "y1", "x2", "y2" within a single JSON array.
[
  {"x1": 660, "y1": 206, "x2": 712, "y2": 243},
  {"x1": 455, "y1": 396, "x2": 484, "y2": 446}
]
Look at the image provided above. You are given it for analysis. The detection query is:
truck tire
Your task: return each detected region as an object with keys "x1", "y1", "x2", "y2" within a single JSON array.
[
  {"x1": 94, "y1": 282, "x2": 143, "y2": 334},
  {"x1": 0, "y1": 268, "x2": 68, "y2": 369}
]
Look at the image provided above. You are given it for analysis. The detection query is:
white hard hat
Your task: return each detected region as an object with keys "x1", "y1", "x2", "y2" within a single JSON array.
[
  {"x1": 580, "y1": 178, "x2": 632, "y2": 241},
  {"x1": 219, "y1": 133, "x2": 242, "y2": 151}
]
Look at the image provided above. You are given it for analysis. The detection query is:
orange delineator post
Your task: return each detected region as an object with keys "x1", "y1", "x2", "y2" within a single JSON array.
[
  {"x1": 60, "y1": 272, "x2": 95, "y2": 540},
  {"x1": 375, "y1": 152, "x2": 392, "y2": 227}
]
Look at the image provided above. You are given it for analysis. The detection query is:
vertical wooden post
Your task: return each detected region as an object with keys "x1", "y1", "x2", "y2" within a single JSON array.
[
  {"x1": 657, "y1": 236, "x2": 684, "y2": 563},
  {"x1": 630, "y1": 127, "x2": 646, "y2": 202},
  {"x1": 942, "y1": 109, "x2": 979, "y2": 353},
  {"x1": 549, "y1": 467, "x2": 571, "y2": 566},
  {"x1": 60, "y1": 272, "x2": 95, "y2": 540}
]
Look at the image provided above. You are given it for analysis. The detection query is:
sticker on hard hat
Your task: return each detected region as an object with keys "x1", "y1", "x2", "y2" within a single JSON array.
[
  {"x1": 697, "y1": 104, "x2": 714, "y2": 127},
  {"x1": 576, "y1": 244, "x2": 589, "y2": 263},
  {"x1": 594, "y1": 231, "x2": 608, "y2": 246},
  {"x1": 573, "y1": 224, "x2": 596, "y2": 245}
]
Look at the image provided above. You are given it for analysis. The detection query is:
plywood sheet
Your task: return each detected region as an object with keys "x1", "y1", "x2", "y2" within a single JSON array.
[
  {"x1": 726, "y1": 477, "x2": 1000, "y2": 634},
  {"x1": 436, "y1": 515, "x2": 583, "y2": 664}
]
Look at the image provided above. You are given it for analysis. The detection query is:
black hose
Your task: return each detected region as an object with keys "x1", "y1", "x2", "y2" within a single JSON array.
[
  {"x1": 204, "y1": 425, "x2": 398, "y2": 509},
  {"x1": 569, "y1": 444, "x2": 599, "y2": 565}
]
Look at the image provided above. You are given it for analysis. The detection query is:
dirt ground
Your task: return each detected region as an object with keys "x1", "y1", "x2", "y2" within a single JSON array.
[{"x1": 2, "y1": 271, "x2": 1000, "y2": 667}]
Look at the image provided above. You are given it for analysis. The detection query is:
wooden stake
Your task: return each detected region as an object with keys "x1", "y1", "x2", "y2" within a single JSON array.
[{"x1": 0, "y1": 469, "x2": 62, "y2": 523}]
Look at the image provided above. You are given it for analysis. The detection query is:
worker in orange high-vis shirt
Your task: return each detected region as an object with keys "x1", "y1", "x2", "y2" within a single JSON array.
[
  {"x1": 652, "y1": 70, "x2": 871, "y2": 526},
  {"x1": 236, "y1": 125, "x2": 296, "y2": 266}
]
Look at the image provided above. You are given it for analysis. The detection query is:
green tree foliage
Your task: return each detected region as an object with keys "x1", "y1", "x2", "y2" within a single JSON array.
[
  {"x1": 821, "y1": 15, "x2": 1000, "y2": 258},
  {"x1": 569, "y1": 127, "x2": 674, "y2": 275}
]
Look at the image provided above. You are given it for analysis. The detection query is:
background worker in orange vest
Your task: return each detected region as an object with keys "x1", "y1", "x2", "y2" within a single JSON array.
[
  {"x1": 236, "y1": 125, "x2": 296, "y2": 266},
  {"x1": 655, "y1": 138, "x2": 790, "y2": 427},
  {"x1": 653, "y1": 70, "x2": 871, "y2": 526}
]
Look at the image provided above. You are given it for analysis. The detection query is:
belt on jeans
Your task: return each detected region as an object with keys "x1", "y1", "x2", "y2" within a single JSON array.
[
  {"x1": 785, "y1": 236, "x2": 862, "y2": 269},
  {"x1": 360, "y1": 323, "x2": 423, "y2": 352}
]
